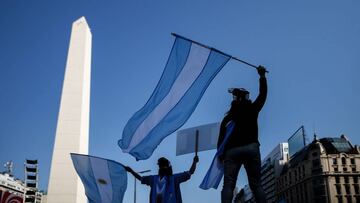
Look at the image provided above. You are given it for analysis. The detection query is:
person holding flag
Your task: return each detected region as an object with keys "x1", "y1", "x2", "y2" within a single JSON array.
[
  {"x1": 218, "y1": 66, "x2": 268, "y2": 203},
  {"x1": 125, "y1": 155, "x2": 199, "y2": 203}
]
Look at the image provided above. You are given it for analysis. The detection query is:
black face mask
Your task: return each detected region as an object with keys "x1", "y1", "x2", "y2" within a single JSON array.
[
  {"x1": 233, "y1": 93, "x2": 250, "y2": 101},
  {"x1": 158, "y1": 166, "x2": 173, "y2": 177}
]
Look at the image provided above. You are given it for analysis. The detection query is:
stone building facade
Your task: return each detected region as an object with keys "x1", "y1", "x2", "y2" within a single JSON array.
[{"x1": 277, "y1": 135, "x2": 360, "y2": 203}]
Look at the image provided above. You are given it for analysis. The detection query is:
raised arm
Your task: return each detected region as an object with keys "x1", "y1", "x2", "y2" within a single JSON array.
[
  {"x1": 124, "y1": 166, "x2": 142, "y2": 181},
  {"x1": 189, "y1": 155, "x2": 199, "y2": 175},
  {"x1": 253, "y1": 66, "x2": 268, "y2": 112}
]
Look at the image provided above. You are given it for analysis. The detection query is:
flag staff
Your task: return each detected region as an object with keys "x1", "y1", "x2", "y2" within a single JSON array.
[
  {"x1": 134, "y1": 169, "x2": 151, "y2": 203},
  {"x1": 171, "y1": 33, "x2": 268, "y2": 72},
  {"x1": 195, "y1": 130, "x2": 199, "y2": 157}
]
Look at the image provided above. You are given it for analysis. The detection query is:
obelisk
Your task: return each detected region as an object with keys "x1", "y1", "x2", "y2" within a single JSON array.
[{"x1": 47, "y1": 17, "x2": 91, "y2": 203}]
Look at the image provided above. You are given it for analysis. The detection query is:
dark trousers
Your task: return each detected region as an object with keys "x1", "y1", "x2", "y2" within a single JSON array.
[{"x1": 221, "y1": 143, "x2": 266, "y2": 203}]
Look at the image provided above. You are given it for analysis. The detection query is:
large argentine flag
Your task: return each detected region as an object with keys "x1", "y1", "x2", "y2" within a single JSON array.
[
  {"x1": 118, "y1": 35, "x2": 231, "y2": 160},
  {"x1": 70, "y1": 153, "x2": 127, "y2": 203}
]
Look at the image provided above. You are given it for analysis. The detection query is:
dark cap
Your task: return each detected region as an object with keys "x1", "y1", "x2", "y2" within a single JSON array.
[{"x1": 228, "y1": 88, "x2": 249, "y2": 96}]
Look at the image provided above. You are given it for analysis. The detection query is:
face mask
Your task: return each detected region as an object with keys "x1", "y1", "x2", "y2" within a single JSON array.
[
  {"x1": 159, "y1": 165, "x2": 172, "y2": 176},
  {"x1": 233, "y1": 93, "x2": 249, "y2": 101}
]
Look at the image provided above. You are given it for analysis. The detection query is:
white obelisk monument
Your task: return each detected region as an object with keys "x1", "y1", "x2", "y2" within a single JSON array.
[{"x1": 47, "y1": 17, "x2": 91, "y2": 203}]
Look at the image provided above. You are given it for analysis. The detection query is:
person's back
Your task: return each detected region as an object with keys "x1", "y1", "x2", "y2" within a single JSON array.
[
  {"x1": 219, "y1": 74, "x2": 267, "y2": 150},
  {"x1": 218, "y1": 66, "x2": 268, "y2": 203}
]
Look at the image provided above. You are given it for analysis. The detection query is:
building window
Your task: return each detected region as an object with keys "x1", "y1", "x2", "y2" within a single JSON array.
[
  {"x1": 301, "y1": 184, "x2": 305, "y2": 201},
  {"x1": 336, "y1": 185, "x2": 342, "y2": 194},
  {"x1": 344, "y1": 177, "x2": 349, "y2": 183},
  {"x1": 353, "y1": 176, "x2": 358, "y2": 183},
  {"x1": 289, "y1": 172, "x2": 292, "y2": 184},
  {"x1": 342, "y1": 157, "x2": 346, "y2": 165},
  {"x1": 333, "y1": 158, "x2": 338, "y2": 165},
  {"x1": 354, "y1": 184, "x2": 360, "y2": 194},
  {"x1": 350, "y1": 158, "x2": 355, "y2": 165},
  {"x1": 351, "y1": 166, "x2": 356, "y2": 172},
  {"x1": 343, "y1": 167, "x2": 348, "y2": 172},
  {"x1": 302, "y1": 165, "x2": 305, "y2": 176},
  {"x1": 334, "y1": 166, "x2": 339, "y2": 172},
  {"x1": 335, "y1": 176, "x2": 340, "y2": 183},
  {"x1": 337, "y1": 196, "x2": 343, "y2": 203},
  {"x1": 345, "y1": 185, "x2": 350, "y2": 194},
  {"x1": 346, "y1": 196, "x2": 351, "y2": 203}
]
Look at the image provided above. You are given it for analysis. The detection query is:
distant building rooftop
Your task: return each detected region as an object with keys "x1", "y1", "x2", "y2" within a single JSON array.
[
  {"x1": 281, "y1": 134, "x2": 359, "y2": 174},
  {"x1": 319, "y1": 137, "x2": 354, "y2": 153}
]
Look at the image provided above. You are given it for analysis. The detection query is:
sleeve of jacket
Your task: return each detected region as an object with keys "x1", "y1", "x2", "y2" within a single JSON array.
[
  {"x1": 141, "y1": 175, "x2": 153, "y2": 186},
  {"x1": 253, "y1": 77, "x2": 267, "y2": 113},
  {"x1": 174, "y1": 172, "x2": 191, "y2": 183}
]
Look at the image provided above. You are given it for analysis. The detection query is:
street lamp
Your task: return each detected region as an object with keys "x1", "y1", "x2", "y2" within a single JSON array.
[{"x1": 134, "y1": 169, "x2": 151, "y2": 203}]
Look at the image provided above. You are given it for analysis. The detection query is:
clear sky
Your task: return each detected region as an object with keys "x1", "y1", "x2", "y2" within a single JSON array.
[{"x1": 0, "y1": 1, "x2": 359, "y2": 202}]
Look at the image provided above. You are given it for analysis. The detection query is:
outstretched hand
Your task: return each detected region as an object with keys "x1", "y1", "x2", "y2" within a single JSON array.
[
  {"x1": 257, "y1": 65, "x2": 267, "y2": 77},
  {"x1": 124, "y1": 166, "x2": 143, "y2": 180},
  {"x1": 189, "y1": 155, "x2": 199, "y2": 174},
  {"x1": 193, "y1": 155, "x2": 199, "y2": 164}
]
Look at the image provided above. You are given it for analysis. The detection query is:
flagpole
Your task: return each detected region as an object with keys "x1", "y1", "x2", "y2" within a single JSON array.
[
  {"x1": 195, "y1": 130, "x2": 199, "y2": 157},
  {"x1": 171, "y1": 33, "x2": 268, "y2": 72},
  {"x1": 134, "y1": 169, "x2": 151, "y2": 203}
]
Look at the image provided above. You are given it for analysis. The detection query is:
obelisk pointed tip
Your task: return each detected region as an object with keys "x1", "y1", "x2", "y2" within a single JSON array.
[{"x1": 73, "y1": 16, "x2": 90, "y2": 28}]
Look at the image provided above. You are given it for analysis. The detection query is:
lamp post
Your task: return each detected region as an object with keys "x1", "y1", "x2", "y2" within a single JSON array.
[{"x1": 134, "y1": 169, "x2": 151, "y2": 203}]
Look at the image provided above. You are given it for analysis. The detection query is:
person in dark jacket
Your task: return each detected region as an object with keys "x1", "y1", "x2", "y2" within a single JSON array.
[
  {"x1": 217, "y1": 66, "x2": 267, "y2": 203},
  {"x1": 125, "y1": 156, "x2": 199, "y2": 203}
]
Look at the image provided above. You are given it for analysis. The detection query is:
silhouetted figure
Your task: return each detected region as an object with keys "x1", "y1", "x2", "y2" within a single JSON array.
[
  {"x1": 217, "y1": 66, "x2": 267, "y2": 203},
  {"x1": 125, "y1": 156, "x2": 199, "y2": 203}
]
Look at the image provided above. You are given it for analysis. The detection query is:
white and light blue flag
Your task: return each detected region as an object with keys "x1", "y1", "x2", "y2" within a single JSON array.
[
  {"x1": 200, "y1": 121, "x2": 234, "y2": 190},
  {"x1": 118, "y1": 35, "x2": 231, "y2": 160},
  {"x1": 70, "y1": 153, "x2": 127, "y2": 203}
]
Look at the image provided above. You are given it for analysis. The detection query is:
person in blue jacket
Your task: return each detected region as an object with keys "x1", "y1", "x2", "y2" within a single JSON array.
[{"x1": 125, "y1": 156, "x2": 199, "y2": 203}]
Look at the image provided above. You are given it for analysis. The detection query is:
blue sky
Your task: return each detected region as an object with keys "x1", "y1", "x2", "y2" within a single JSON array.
[{"x1": 0, "y1": 1, "x2": 359, "y2": 202}]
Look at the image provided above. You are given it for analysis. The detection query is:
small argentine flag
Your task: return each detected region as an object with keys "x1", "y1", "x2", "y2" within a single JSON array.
[
  {"x1": 119, "y1": 34, "x2": 231, "y2": 160},
  {"x1": 200, "y1": 121, "x2": 234, "y2": 190},
  {"x1": 70, "y1": 153, "x2": 127, "y2": 203}
]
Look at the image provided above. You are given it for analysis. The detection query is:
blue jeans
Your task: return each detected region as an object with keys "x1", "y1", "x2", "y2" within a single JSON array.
[{"x1": 221, "y1": 143, "x2": 266, "y2": 203}]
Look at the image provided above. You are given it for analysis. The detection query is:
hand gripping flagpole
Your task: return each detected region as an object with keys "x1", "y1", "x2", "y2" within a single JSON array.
[{"x1": 171, "y1": 33, "x2": 268, "y2": 73}]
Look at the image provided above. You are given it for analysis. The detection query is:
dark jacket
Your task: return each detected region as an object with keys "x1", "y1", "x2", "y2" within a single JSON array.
[{"x1": 217, "y1": 77, "x2": 267, "y2": 151}]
